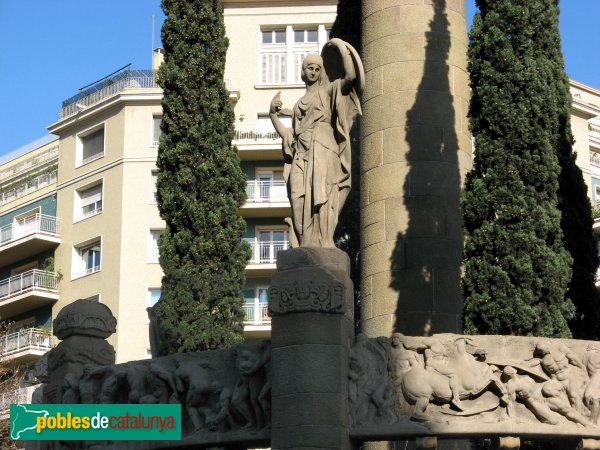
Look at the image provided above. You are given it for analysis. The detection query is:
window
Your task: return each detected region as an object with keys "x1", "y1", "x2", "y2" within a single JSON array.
[
  {"x1": 78, "y1": 126, "x2": 105, "y2": 166},
  {"x1": 152, "y1": 115, "x2": 162, "y2": 146},
  {"x1": 149, "y1": 230, "x2": 162, "y2": 263},
  {"x1": 259, "y1": 25, "x2": 330, "y2": 85},
  {"x1": 76, "y1": 183, "x2": 103, "y2": 220},
  {"x1": 149, "y1": 170, "x2": 158, "y2": 204},
  {"x1": 147, "y1": 289, "x2": 161, "y2": 323},
  {"x1": 243, "y1": 287, "x2": 270, "y2": 324},
  {"x1": 252, "y1": 169, "x2": 286, "y2": 202},
  {"x1": 257, "y1": 229, "x2": 289, "y2": 263},
  {"x1": 74, "y1": 239, "x2": 101, "y2": 278}
]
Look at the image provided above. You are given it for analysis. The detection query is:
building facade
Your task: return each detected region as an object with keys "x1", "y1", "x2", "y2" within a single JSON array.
[{"x1": 2, "y1": 0, "x2": 600, "y2": 408}]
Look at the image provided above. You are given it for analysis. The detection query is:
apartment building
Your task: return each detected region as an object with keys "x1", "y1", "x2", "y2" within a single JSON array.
[
  {"x1": 0, "y1": 0, "x2": 328, "y2": 363},
  {"x1": 0, "y1": 135, "x2": 60, "y2": 412}
]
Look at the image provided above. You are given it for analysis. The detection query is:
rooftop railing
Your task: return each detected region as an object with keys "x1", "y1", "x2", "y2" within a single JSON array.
[
  {"x1": 0, "y1": 328, "x2": 55, "y2": 358},
  {"x1": 61, "y1": 69, "x2": 159, "y2": 118},
  {"x1": 245, "y1": 180, "x2": 288, "y2": 203},
  {"x1": 0, "y1": 214, "x2": 61, "y2": 248},
  {"x1": 0, "y1": 270, "x2": 59, "y2": 302}
]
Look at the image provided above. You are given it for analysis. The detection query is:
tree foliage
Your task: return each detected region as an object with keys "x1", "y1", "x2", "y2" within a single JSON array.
[
  {"x1": 154, "y1": 0, "x2": 250, "y2": 354},
  {"x1": 462, "y1": 0, "x2": 574, "y2": 337}
]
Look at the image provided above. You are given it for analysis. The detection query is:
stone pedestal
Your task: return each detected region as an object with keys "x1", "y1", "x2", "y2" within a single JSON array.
[
  {"x1": 360, "y1": 0, "x2": 471, "y2": 337},
  {"x1": 269, "y1": 248, "x2": 354, "y2": 450}
]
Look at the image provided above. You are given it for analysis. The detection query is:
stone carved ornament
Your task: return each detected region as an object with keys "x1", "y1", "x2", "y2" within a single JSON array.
[
  {"x1": 269, "y1": 38, "x2": 363, "y2": 248},
  {"x1": 59, "y1": 340, "x2": 271, "y2": 446},
  {"x1": 349, "y1": 333, "x2": 600, "y2": 439}
]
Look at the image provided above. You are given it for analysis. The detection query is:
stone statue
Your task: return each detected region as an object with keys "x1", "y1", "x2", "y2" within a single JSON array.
[{"x1": 269, "y1": 38, "x2": 363, "y2": 248}]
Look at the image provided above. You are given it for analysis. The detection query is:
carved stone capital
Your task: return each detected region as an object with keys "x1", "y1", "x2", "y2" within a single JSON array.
[{"x1": 269, "y1": 247, "x2": 352, "y2": 316}]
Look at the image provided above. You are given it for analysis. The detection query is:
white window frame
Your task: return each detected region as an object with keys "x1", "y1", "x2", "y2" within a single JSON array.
[
  {"x1": 72, "y1": 237, "x2": 102, "y2": 279},
  {"x1": 76, "y1": 124, "x2": 105, "y2": 167},
  {"x1": 148, "y1": 229, "x2": 162, "y2": 263},
  {"x1": 147, "y1": 288, "x2": 161, "y2": 323},
  {"x1": 258, "y1": 24, "x2": 331, "y2": 86},
  {"x1": 152, "y1": 115, "x2": 162, "y2": 147},
  {"x1": 254, "y1": 226, "x2": 289, "y2": 263},
  {"x1": 244, "y1": 286, "x2": 270, "y2": 324},
  {"x1": 74, "y1": 179, "x2": 103, "y2": 222},
  {"x1": 149, "y1": 170, "x2": 158, "y2": 204}
]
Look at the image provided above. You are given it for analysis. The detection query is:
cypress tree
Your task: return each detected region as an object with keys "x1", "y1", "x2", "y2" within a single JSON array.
[
  {"x1": 462, "y1": 0, "x2": 574, "y2": 337},
  {"x1": 154, "y1": 0, "x2": 250, "y2": 354}
]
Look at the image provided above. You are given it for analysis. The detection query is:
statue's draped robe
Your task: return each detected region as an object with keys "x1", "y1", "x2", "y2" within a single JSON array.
[{"x1": 284, "y1": 79, "x2": 361, "y2": 247}]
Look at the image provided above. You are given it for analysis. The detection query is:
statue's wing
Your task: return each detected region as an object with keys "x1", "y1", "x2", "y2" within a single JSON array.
[{"x1": 321, "y1": 38, "x2": 364, "y2": 95}]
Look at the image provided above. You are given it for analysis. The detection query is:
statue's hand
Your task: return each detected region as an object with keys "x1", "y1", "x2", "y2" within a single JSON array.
[{"x1": 270, "y1": 91, "x2": 283, "y2": 114}]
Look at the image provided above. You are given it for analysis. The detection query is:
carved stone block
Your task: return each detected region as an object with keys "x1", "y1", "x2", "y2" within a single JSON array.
[{"x1": 350, "y1": 333, "x2": 600, "y2": 441}]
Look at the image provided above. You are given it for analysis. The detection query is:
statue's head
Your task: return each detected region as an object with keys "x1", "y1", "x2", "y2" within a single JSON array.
[
  {"x1": 502, "y1": 366, "x2": 517, "y2": 378},
  {"x1": 535, "y1": 342, "x2": 550, "y2": 356},
  {"x1": 301, "y1": 54, "x2": 323, "y2": 85}
]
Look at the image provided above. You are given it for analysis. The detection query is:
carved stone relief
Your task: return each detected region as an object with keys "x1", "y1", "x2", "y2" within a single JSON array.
[
  {"x1": 349, "y1": 334, "x2": 600, "y2": 439},
  {"x1": 58, "y1": 340, "x2": 271, "y2": 448}
]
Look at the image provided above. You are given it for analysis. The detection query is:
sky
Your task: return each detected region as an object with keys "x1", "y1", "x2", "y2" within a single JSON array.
[{"x1": 0, "y1": 1, "x2": 598, "y2": 157}]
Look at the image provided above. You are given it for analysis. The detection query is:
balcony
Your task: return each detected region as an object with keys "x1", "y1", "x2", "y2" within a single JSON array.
[
  {"x1": 0, "y1": 214, "x2": 61, "y2": 268},
  {"x1": 243, "y1": 303, "x2": 271, "y2": 339},
  {"x1": 0, "y1": 386, "x2": 37, "y2": 418},
  {"x1": 233, "y1": 127, "x2": 283, "y2": 160},
  {"x1": 591, "y1": 151, "x2": 600, "y2": 168},
  {"x1": 243, "y1": 303, "x2": 270, "y2": 325},
  {"x1": 242, "y1": 180, "x2": 290, "y2": 217},
  {"x1": 246, "y1": 240, "x2": 289, "y2": 275},
  {"x1": 0, "y1": 169, "x2": 58, "y2": 207},
  {"x1": 0, "y1": 328, "x2": 55, "y2": 364},
  {"x1": 0, "y1": 270, "x2": 59, "y2": 318}
]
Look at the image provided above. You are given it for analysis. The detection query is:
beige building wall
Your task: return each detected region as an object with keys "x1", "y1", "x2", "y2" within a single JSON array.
[
  {"x1": 49, "y1": 93, "x2": 163, "y2": 363},
  {"x1": 223, "y1": 0, "x2": 337, "y2": 133},
  {"x1": 0, "y1": 139, "x2": 59, "y2": 216}
]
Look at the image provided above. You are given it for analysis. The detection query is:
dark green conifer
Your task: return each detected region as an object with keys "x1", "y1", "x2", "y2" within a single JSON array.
[
  {"x1": 154, "y1": 0, "x2": 250, "y2": 354},
  {"x1": 462, "y1": 0, "x2": 574, "y2": 337}
]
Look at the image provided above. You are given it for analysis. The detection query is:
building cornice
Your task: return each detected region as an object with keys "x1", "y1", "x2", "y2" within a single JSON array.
[{"x1": 47, "y1": 90, "x2": 163, "y2": 135}]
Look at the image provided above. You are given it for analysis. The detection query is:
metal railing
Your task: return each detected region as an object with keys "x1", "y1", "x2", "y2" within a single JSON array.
[
  {"x1": 248, "y1": 240, "x2": 289, "y2": 264},
  {"x1": 243, "y1": 303, "x2": 271, "y2": 324},
  {"x1": 0, "y1": 170, "x2": 58, "y2": 207},
  {"x1": 61, "y1": 70, "x2": 159, "y2": 118},
  {"x1": 245, "y1": 180, "x2": 288, "y2": 203},
  {"x1": 0, "y1": 146, "x2": 59, "y2": 182},
  {"x1": 0, "y1": 270, "x2": 59, "y2": 302},
  {"x1": 234, "y1": 129, "x2": 281, "y2": 142},
  {"x1": 0, "y1": 214, "x2": 61, "y2": 247},
  {"x1": 0, "y1": 328, "x2": 55, "y2": 358},
  {"x1": 0, "y1": 386, "x2": 37, "y2": 414}
]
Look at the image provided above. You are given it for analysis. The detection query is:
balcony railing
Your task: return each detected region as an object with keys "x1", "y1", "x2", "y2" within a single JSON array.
[
  {"x1": 591, "y1": 151, "x2": 600, "y2": 168},
  {"x1": 0, "y1": 146, "x2": 59, "y2": 182},
  {"x1": 0, "y1": 328, "x2": 55, "y2": 358},
  {"x1": 243, "y1": 303, "x2": 270, "y2": 325},
  {"x1": 0, "y1": 214, "x2": 61, "y2": 247},
  {"x1": 61, "y1": 69, "x2": 159, "y2": 118},
  {"x1": 248, "y1": 240, "x2": 289, "y2": 264},
  {"x1": 0, "y1": 270, "x2": 59, "y2": 302},
  {"x1": 590, "y1": 124, "x2": 600, "y2": 138},
  {"x1": 234, "y1": 129, "x2": 280, "y2": 143},
  {"x1": 246, "y1": 180, "x2": 288, "y2": 203},
  {"x1": 0, "y1": 170, "x2": 58, "y2": 207},
  {"x1": 0, "y1": 386, "x2": 37, "y2": 414}
]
